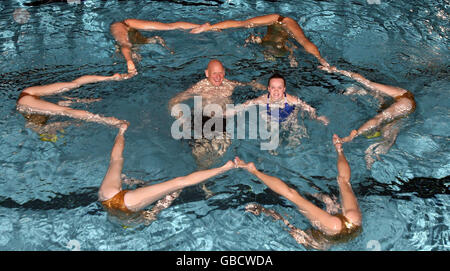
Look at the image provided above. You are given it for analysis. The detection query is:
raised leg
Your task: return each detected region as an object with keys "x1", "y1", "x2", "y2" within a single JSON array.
[
  {"x1": 333, "y1": 135, "x2": 362, "y2": 226},
  {"x1": 111, "y1": 20, "x2": 200, "y2": 74},
  {"x1": 17, "y1": 74, "x2": 128, "y2": 128},
  {"x1": 98, "y1": 123, "x2": 129, "y2": 201}
]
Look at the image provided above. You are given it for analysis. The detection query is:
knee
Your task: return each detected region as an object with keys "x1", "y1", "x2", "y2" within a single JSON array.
[
  {"x1": 344, "y1": 210, "x2": 362, "y2": 226},
  {"x1": 325, "y1": 216, "x2": 344, "y2": 235}
]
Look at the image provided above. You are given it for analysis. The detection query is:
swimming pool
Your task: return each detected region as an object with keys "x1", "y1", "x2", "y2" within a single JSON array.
[{"x1": 0, "y1": 0, "x2": 448, "y2": 251}]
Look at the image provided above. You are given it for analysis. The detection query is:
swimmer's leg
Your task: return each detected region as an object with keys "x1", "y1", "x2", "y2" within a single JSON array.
[
  {"x1": 123, "y1": 161, "x2": 234, "y2": 212},
  {"x1": 17, "y1": 74, "x2": 127, "y2": 128},
  {"x1": 112, "y1": 20, "x2": 199, "y2": 74},
  {"x1": 244, "y1": 34, "x2": 262, "y2": 46},
  {"x1": 280, "y1": 16, "x2": 327, "y2": 66},
  {"x1": 35, "y1": 120, "x2": 73, "y2": 134},
  {"x1": 285, "y1": 41, "x2": 299, "y2": 68},
  {"x1": 98, "y1": 124, "x2": 129, "y2": 202},
  {"x1": 235, "y1": 157, "x2": 343, "y2": 236},
  {"x1": 333, "y1": 135, "x2": 362, "y2": 226},
  {"x1": 191, "y1": 14, "x2": 282, "y2": 33},
  {"x1": 192, "y1": 135, "x2": 232, "y2": 197}
]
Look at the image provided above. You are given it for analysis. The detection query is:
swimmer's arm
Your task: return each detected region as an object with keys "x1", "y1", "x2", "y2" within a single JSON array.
[
  {"x1": 225, "y1": 98, "x2": 263, "y2": 117},
  {"x1": 168, "y1": 85, "x2": 198, "y2": 116},
  {"x1": 293, "y1": 97, "x2": 329, "y2": 125}
]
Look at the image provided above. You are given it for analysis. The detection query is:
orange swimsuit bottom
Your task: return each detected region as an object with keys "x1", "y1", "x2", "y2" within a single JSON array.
[
  {"x1": 101, "y1": 190, "x2": 132, "y2": 214},
  {"x1": 308, "y1": 214, "x2": 362, "y2": 245}
]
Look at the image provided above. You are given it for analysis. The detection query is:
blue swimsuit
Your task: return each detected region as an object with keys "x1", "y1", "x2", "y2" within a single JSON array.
[{"x1": 266, "y1": 93, "x2": 295, "y2": 123}]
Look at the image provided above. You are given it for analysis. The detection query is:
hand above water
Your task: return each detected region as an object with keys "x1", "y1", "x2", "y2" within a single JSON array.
[{"x1": 234, "y1": 156, "x2": 257, "y2": 174}]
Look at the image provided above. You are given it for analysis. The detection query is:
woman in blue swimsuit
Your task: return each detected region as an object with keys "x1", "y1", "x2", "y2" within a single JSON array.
[{"x1": 228, "y1": 73, "x2": 329, "y2": 125}]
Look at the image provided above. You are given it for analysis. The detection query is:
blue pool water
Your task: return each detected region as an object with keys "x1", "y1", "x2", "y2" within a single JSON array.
[{"x1": 0, "y1": 0, "x2": 448, "y2": 250}]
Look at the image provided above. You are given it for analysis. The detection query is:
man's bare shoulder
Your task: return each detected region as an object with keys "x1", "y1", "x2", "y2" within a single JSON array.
[{"x1": 187, "y1": 78, "x2": 209, "y2": 92}]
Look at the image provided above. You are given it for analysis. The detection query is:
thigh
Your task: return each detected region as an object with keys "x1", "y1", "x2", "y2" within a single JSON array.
[{"x1": 378, "y1": 99, "x2": 411, "y2": 123}]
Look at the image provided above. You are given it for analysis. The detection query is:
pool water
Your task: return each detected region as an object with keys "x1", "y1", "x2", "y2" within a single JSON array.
[{"x1": 0, "y1": 0, "x2": 448, "y2": 251}]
